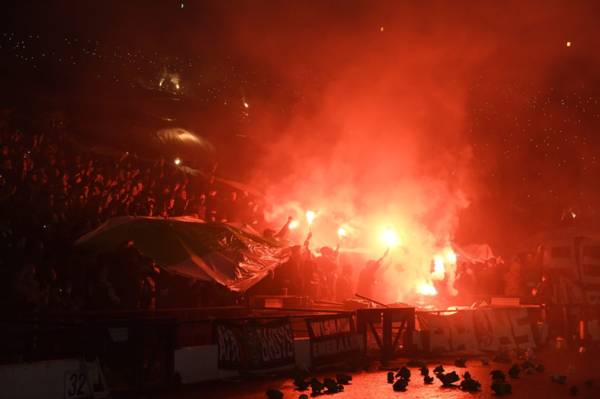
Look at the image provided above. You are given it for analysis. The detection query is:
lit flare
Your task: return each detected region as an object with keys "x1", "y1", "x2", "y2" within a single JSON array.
[
  {"x1": 380, "y1": 226, "x2": 400, "y2": 248},
  {"x1": 418, "y1": 282, "x2": 438, "y2": 296},
  {"x1": 306, "y1": 210, "x2": 316, "y2": 226},
  {"x1": 444, "y1": 247, "x2": 457, "y2": 264},
  {"x1": 432, "y1": 255, "x2": 445, "y2": 280},
  {"x1": 288, "y1": 219, "x2": 299, "y2": 230}
]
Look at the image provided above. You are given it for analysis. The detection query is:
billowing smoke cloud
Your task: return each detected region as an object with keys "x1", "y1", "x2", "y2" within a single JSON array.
[
  {"x1": 223, "y1": 2, "x2": 496, "y2": 302},
  {"x1": 218, "y1": 1, "x2": 600, "y2": 302},
  {"x1": 8, "y1": 0, "x2": 600, "y2": 301}
]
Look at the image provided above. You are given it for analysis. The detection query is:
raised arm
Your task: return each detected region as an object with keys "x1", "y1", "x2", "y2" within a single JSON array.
[
  {"x1": 377, "y1": 247, "x2": 390, "y2": 265},
  {"x1": 303, "y1": 231, "x2": 313, "y2": 250},
  {"x1": 274, "y1": 216, "x2": 293, "y2": 238}
]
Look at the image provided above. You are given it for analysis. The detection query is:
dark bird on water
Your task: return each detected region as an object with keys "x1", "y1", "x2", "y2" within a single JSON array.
[
  {"x1": 491, "y1": 370, "x2": 506, "y2": 381},
  {"x1": 508, "y1": 364, "x2": 521, "y2": 379},
  {"x1": 437, "y1": 371, "x2": 460, "y2": 386},
  {"x1": 387, "y1": 371, "x2": 395, "y2": 383},
  {"x1": 396, "y1": 366, "x2": 411, "y2": 380},
  {"x1": 393, "y1": 377, "x2": 409, "y2": 392},
  {"x1": 491, "y1": 381, "x2": 512, "y2": 396},
  {"x1": 336, "y1": 373, "x2": 352, "y2": 385}
]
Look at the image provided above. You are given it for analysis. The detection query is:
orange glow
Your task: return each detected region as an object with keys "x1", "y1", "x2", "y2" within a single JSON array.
[
  {"x1": 431, "y1": 247, "x2": 456, "y2": 280},
  {"x1": 173, "y1": 157, "x2": 182, "y2": 165},
  {"x1": 305, "y1": 210, "x2": 316, "y2": 225},
  {"x1": 337, "y1": 226, "x2": 347, "y2": 238},
  {"x1": 444, "y1": 247, "x2": 457, "y2": 264},
  {"x1": 288, "y1": 219, "x2": 299, "y2": 230},
  {"x1": 417, "y1": 282, "x2": 438, "y2": 296},
  {"x1": 380, "y1": 226, "x2": 400, "y2": 248},
  {"x1": 566, "y1": 41, "x2": 572, "y2": 47},
  {"x1": 432, "y1": 255, "x2": 445, "y2": 280}
]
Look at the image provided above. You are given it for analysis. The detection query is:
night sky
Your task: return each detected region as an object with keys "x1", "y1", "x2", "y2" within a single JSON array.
[{"x1": 2, "y1": 1, "x2": 600, "y2": 253}]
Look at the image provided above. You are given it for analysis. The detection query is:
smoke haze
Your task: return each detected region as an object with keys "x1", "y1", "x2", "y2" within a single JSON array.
[{"x1": 4, "y1": 0, "x2": 600, "y2": 300}]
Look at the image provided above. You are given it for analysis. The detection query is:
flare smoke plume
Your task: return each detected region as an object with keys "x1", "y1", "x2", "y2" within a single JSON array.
[
  {"x1": 221, "y1": 1, "x2": 599, "y2": 302},
  {"x1": 229, "y1": 2, "x2": 490, "y2": 302}
]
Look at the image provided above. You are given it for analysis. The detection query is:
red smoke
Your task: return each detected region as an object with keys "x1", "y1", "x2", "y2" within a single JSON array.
[
  {"x1": 222, "y1": 2, "x2": 489, "y2": 301},
  {"x1": 215, "y1": 1, "x2": 600, "y2": 301}
]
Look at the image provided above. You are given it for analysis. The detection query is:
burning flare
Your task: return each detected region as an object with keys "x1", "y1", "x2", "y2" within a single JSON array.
[
  {"x1": 444, "y1": 247, "x2": 457, "y2": 264},
  {"x1": 417, "y1": 282, "x2": 438, "y2": 296},
  {"x1": 432, "y1": 255, "x2": 445, "y2": 280},
  {"x1": 305, "y1": 210, "x2": 316, "y2": 226},
  {"x1": 288, "y1": 219, "x2": 299, "y2": 230},
  {"x1": 431, "y1": 246, "x2": 457, "y2": 280},
  {"x1": 380, "y1": 226, "x2": 400, "y2": 248}
]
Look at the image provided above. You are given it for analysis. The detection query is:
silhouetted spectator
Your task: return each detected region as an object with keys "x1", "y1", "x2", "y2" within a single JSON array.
[{"x1": 356, "y1": 248, "x2": 389, "y2": 300}]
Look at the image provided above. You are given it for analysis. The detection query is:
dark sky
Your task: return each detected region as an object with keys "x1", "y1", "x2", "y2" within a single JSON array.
[{"x1": 2, "y1": 1, "x2": 600, "y2": 253}]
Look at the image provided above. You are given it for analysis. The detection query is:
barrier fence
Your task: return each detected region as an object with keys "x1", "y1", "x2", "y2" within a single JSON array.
[
  {"x1": 0, "y1": 307, "x2": 355, "y2": 393},
  {"x1": 3, "y1": 303, "x2": 600, "y2": 395}
]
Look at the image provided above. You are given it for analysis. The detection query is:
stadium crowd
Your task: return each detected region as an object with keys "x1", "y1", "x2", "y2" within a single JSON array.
[
  {"x1": 0, "y1": 114, "x2": 541, "y2": 314},
  {"x1": 0, "y1": 117, "x2": 262, "y2": 313}
]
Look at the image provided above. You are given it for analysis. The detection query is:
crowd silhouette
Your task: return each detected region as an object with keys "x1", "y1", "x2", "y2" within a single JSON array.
[{"x1": 0, "y1": 117, "x2": 262, "y2": 312}]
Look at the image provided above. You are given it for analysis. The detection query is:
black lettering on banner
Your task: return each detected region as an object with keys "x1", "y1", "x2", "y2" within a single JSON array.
[
  {"x1": 306, "y1": 314, "x2": 359, "y2": 367},
  {"x1": 215, "y1": 318, "x2": 295, "y2": 370},
  {"x1": 215, "y1": 321, "x2": 243, "y2": 369},
  {"x1": 246, "y1": 319, "x2": 295, "y2": 369}
]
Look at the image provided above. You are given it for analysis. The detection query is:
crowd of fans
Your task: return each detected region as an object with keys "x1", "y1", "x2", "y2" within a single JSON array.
[
  {"x1": 0, "y1": 118, "x2": 263, "y2": 313},
  {"x1": 268, "y1": 242, "x2": 543, "y2": 306},
  {"x1": 0, "y1": 114, "x2": 545, "y2": 313},
  {"x1": 259, "y1": 231, "x2": 353, "y2": 302},
  {"x1": 0, "y1": 115, "x2": 373, "y2": 313},
  {"x1": 454, "y1": 255, "x2": 542, "y2": 302}
]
